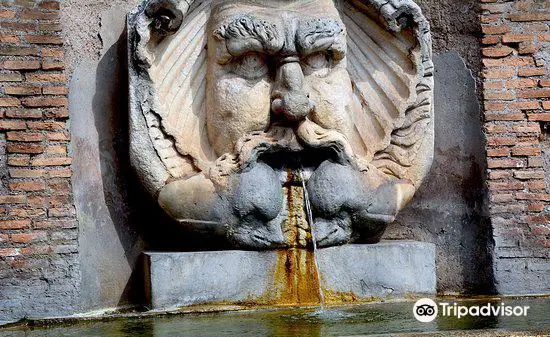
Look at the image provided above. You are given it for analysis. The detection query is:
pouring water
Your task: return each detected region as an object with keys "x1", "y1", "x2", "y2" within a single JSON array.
[{"x1": 299, "y1": 169, "x2": 326, "y2": 310}]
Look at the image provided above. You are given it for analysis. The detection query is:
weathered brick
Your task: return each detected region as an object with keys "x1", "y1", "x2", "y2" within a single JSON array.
[
  {"x1": 528, "y1": 204, "x2": 545, "y2": 212},
  {"x1": 489, "y1": 170, "x2": 512, "y2": 180},
  {"x1": 509, "y1": 13, "x2": 550, "y2": 22},
  {"x1": 0, "y1": 120, "x2": 26, "y2": 130},
  {"x1": 489, "y1": 181, "x2": 525, "y2": 191},
  {"x1": 488, "y1": 159, "x2": 525, "y2": 169},
  {"x1": 20, "y1": 246, "x2": 53, "y2": 255},
  {"x1": 30, "y1": 157, "x2": 71, "y2": 166},
  {"x1": 42, "y1": 107, "x2": 68, "y2": 118},
  {"x1": 0, "y1": 34, "x2": 20, "y2": 43},
  {"x1": 0, "y1": 73, "x2": 23, "y2": 82},
  {"x1": 0, "y1": 9, "x2": 16, "y2": 18},
  {"x1": 9, "y1": 207, "x2": 46, "y2": 218},
  {"x1": 9, "y1": 168, "x2": 45, "y2": 178},
  {"x1": 11, "y1": 232, "x2": 47, "y2": 244},
  {"x1": 491, "y1": 193, "x2": 514, "y2": 203},
  {"x1": 0, "y1": 97, "x2": 21, "y2": 107},
  {"x1": 491, "y1": 204, "x2": 527, "y2": 214},
  {"x1": 45, "y1": 145, "x2": 66, "y2": 155},
  {"x1": 25, "y1": 73, "x2": 67, "y2": 83},
  {"x1": 48, "y1": 169, "x2": 71, "y2": 178},
  {"x1": 516, "y1": 193, "x2": 550, "y2": 201},
  {"x1": 483, "y1": 68, "x2": 516, "y2": 79},
  {"x1": 0, "y1": 45, "x2": 39, "y2": 56},
  {"x1": 528, "y1": 157, "x2": 544, "y2": 167},
  {"x1": 483, "y1": 46, "x2": 514, "y2": 58},
  {"x1": 4, "y1": 86, "x2": 42, "y2": 96},
  {"x1": 519, "y1": 89, "x2": 550, "y2": 99},
  {"x1": 487, "y1": 148, "x2": 510, "y2": 157},
  {"x1": 48, "y1": 207, "x2": 75, "y2": 218},
  {"x1": 7, "y1": 143, "x2": 45, "y2": 154},
  {"x1": 502, "y1": 33, "x2": 534, "y2": 43},
  {"x1": 6, "y1": 131, "x2": 44, "y2": 142},
  {"x1": 7, "y1": 155, "x2": 30, "y2": 166},
  {"x1": 482, "y1": 35, "x2": 500, "y2": 45},
  {"x1": 22, "y1": 97, "x2": 68, "y2": 107},
  {"x1": 513, "y1": 124, "x2": 540, "y2": 134},
  {"x1": 9, "y1": 181, "x2": 46, "y2": 191},
  {"x1": 0, "y1": 195, "x2": 27, "y2": 204},
  {"x1": 33, "y1": 219, "x2": 77, "y2": 229},
  {"x1": 513, "y1": 171, "x2": 546, "y2": 180},
  {"x1": 0, "y1": 219, "x2": 30, "y2": 230},
  {"x1": 4, "y1": 109, "x2": 42, "y2": 119},
  {"x1": 518, "y1": 68, "x2": 546, "y2": 77},
  {"x1": 505, "y1": 79, "x2": 537, "y2": 88},
  {"x1": 527, "y1": 180, "x2": 546, "y2": 191},
  {"x1": 2, "y1": 60, "x2": 40, "y2": 70},
  {"x1": 0, "y1": 248, "x2": 21, "y2": 257},
  {"x1": 485, "y1": 113, "x2": 526, "y2": 121},
  {"x1": 45, "y1": 131, "x2": 69, "y2": 141},
  {"x1": 38, "y1": 22, "x2": 62, "y2": 32},
  {"x1": 487, "y1": 137, "x2": 518, "y2": 146},
  {"x1": 508, "y1": 101, "x2": 539, "y2": 110},
  {"x1": 27, "y1": 121, "x2": 65, "y2": 130},
  {"x1": 485, "y1": 124, "x2": 507, "y2": 133},
  {"x1": 482, "y1": 24, "x2": 511, "y2": 35},
  {"x1": 41, "y1": 47, "x2": 63, "y2": 57},
  {"x1": 485, "y1": 91, "x2": 515, "y2": 100},
  {"x1": 42, "y1": 86, "x2": 68, "y2": 95},
  {"x1": 19, "y1": 9, "x2": 60, "y2": 20},
  {"x1": 42, "y1": 61, "x2": 64, "y2": 70},
  {"x1": 0, "y1": 22, "x2": 36, "y2": 32},
  {"x1": 483, "y1": 57, "x2": 534, "y2": 67},
  {"x1": 527, "y1": 113, "x2": 550, "y2": 122}
]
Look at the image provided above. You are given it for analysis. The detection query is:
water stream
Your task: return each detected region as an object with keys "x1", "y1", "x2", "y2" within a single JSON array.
[{"x1": 299, "y1": 169, "x2": 326, "y2": 309}]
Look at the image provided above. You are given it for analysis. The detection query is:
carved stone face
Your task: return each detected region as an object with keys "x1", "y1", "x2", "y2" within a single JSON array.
[
  {"x1": 206, "y1": 0, "x2": 358, "y2": 157},
  {"x1": 128, "y1": 0, "x2": 434, "y2": 249}
]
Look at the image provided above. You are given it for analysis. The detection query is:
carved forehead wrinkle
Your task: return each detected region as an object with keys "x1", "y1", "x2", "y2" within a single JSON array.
[
  {"x1": 210, "y1": 0, "x2": 344, "y2": 57},
  {"x1": 212, "y1": 14, "x2": 284, "y2": 56},
  {"x1": 296, "y1": 17, "x2": 345, "y2": 55}
]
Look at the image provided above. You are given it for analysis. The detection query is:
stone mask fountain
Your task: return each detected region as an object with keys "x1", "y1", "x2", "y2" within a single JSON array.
[{"x1": 128, "y1": 0, "x2": 436, "y2": 311}]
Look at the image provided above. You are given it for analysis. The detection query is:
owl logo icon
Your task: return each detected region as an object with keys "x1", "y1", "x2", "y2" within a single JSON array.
[{"x1": 413, "y1": 298, "x2": 438, "y2": 322}]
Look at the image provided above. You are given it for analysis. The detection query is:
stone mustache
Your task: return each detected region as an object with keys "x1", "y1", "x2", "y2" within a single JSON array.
[{"x1": 128, "y1": 0, "x2": 434, "y2": 249}]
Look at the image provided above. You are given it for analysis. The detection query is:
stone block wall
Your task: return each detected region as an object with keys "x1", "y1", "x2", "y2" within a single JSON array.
[
  {"x1": 0, "y1": 0, "x2": 79, "y2": 322},
  {"x1": 480, "y1": 0, "x2": 549, "y2": 294}
]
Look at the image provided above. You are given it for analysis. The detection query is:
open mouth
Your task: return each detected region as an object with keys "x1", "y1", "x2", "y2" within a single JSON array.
[{"x1": 258, "y1": 146, "x2": 344, "y2": 172}]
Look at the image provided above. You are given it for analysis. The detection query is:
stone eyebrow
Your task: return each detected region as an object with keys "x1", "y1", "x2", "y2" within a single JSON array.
[
  {"x1": 296, "y1": 18, "x2": 345, "y2": 55},
  {"x1": 213, "y1": 14, "x2": 283, "y2": 55}
]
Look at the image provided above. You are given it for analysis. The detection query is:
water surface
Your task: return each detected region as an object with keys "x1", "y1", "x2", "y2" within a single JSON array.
[{"x1": 1, "y1": 298, "x2": 549, "y2": 336}]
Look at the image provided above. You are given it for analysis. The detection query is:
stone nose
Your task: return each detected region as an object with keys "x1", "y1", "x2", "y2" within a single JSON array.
[{"x1": 271, "y1": 58, "x2": 314, "y2": 122}]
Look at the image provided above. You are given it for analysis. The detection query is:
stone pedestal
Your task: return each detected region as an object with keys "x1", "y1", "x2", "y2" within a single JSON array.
[{"x1": 144, "y1": 241, "x2": 436, "y2": 311}]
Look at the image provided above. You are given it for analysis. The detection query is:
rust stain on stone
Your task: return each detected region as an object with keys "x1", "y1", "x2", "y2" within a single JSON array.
[
  {"x1": 269, "y1": 248, "x2": 321, "y2": 306},
  {"x1": 259, "y1": 170, "x2": 321, "y2": 306}
]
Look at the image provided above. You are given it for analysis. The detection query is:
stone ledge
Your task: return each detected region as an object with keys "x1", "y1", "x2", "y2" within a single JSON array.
[{"x1": 144, "y1": 241, "x2": 436, "y2": 311}]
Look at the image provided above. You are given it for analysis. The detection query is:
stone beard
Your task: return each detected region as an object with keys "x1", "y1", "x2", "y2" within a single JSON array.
[{"x1": 129, "y1": 0, "x2": 435, "y2": 249}]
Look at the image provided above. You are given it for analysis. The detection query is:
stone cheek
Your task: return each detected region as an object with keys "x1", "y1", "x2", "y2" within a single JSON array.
[
  {"x1": 206, "y1": 65, "x2": 272, "y2": 157},
  {"x1": 128, "y1": 0, "x2": 435, "y2": 249}
]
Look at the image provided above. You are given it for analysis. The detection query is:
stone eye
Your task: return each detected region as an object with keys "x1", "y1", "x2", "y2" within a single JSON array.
[
  {"x1": 234, "y1": 52, "x2": 269, "y2": 80},
  {"x1": 303, "y1": 52, "x2": 331, "y2": 76}
]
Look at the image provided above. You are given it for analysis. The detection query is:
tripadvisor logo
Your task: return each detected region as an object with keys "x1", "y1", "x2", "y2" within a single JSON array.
[{"x1": 413, "y1": 298, "x2": 530, "y2": 323}]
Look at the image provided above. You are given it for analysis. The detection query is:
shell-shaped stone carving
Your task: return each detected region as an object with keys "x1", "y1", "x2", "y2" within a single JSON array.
[
  {"x1": 128, "y1": 0, "x2": 434, "y2": 248},
  {"x1": 129, "y1": 0, "x2": 433, "y2": 193}
]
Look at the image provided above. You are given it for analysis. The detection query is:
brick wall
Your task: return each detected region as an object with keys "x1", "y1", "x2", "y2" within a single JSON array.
[
  {"x1": 0, "y1": 0, "x2": 79, "y2": 321},
  {"x1": 481, "y1": 0, "x2": 550, "y2": 294}
]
